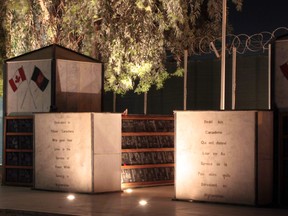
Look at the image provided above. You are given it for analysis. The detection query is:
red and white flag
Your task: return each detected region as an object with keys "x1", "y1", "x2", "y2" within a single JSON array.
[
  {"x1": 9, "y1": 66, "x2": 27, "y2": 92},
  {"x1": 280, "y1": 62, "x2": 288, "y2": 80}
]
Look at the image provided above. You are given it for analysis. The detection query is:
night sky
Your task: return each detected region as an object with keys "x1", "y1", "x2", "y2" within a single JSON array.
[{"x1": 228, "y1": 1, "x2": 288, "y2": 35}]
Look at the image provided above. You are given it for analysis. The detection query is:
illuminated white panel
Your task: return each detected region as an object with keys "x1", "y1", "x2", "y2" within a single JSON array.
[
  {"x1": 56, "y1": 60, "x2": 101, "y2": 94},
  {"x1": 174, "y1": 111, "x2": 273, "y2": 205},
  {"x1": 34, "y1": 113, "x2": 121, "y2": 193},
  {"x1": 93, "y1": 113, "x2": 121, "y2": 192},
  {"x1": 6, "y1": 60, "x2": 51, "y2": 115},
  {"x1": 34, "y1": 113, "x2": 93, "y2": 192}
]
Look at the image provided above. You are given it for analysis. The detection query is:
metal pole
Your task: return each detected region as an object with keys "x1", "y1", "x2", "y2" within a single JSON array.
[
  {"x1": 268, "y1": 44, "x2": 271, "y2": 109},
  {"x1": 232, "y1": 47, "x2": 237, "y2": 110},
  {"x1": 113, "y1": 92, "x2": 116, "y2": 112},
  {"x1": 184, "y1": 49, "x2": 188, "y2": 110},
  {"x1": 220, "y1": 0, "x2": 227, "y2": 110},
  {"x1": 144, "y1": 92, "x2": 147, "y2": 114}
]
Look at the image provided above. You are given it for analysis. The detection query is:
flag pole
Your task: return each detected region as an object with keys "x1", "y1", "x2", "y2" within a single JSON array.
[
  {"x1": 184, "y1": 49, "x2": 188, "y2": 110},
  {"x1": 268, "y1": 44, "x2": 271, "y2": 109},
  {"x1": 144, "y1": 92, "x2": 147, "y2": 114},
  {"x1": 232, "y1": 47, "x2": 237, "y2": 110},
  {"x1": 21, "y1": 78, "x2": 37, "y2": 109},
  {"x1": 113, "y1": 92, "x2": 116, "y2": 112},
  {"x1": 220, "y1": 0, "x2": 227, "y2": 110}
]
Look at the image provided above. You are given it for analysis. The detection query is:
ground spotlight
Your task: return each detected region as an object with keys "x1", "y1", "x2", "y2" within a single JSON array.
[{"x1": 67, "y1": 194, "x2": 75, "y2": 201}]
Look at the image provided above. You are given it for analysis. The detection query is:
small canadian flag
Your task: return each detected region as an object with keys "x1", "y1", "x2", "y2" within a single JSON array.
[{"x1": 9, "y1": 66, "x2": 27, "y2": 92}]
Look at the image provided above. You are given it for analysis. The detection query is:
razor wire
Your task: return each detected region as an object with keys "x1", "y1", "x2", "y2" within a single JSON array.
[{"x1": 194, "y1": 27, "x2": 288, "y2": 56}]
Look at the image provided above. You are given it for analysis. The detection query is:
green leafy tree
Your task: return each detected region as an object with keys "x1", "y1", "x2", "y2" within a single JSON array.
[
  {"x1": 96, "y1": 0, "x2": 169, "y2": 94},
  {"x1": 97, "y1": 0, "x2": 243, "y2": 94},
  {"x1": 0, "y1": 1, "x2": 7, "y2": 96},
  {"x1": 3, "y1": 0, "x2": 99, "y2": 56},
  {"x1": 0, "y1": 0, "x2": 243, "y2": 95}
]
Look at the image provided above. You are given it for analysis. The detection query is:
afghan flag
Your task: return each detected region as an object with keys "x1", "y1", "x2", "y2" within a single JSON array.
[
  {"x1": 9, "y1": 66, "x2": 27, "y2": 92},
  {"x1": 280, "y1": 62, "x2": 288, "y2": 80},
  {"x1": 31, "y1": 66, "x2": 49, "y2": 92}
]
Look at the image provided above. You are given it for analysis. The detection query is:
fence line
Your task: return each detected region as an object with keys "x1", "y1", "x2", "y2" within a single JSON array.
[{"x1": 195, "y1": 27, "x2": 288, "y2": 56}]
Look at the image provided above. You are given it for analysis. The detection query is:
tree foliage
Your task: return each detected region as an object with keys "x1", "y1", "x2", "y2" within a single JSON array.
[
  {"x1": 97, "y1": 0, "x2": 242, "y2": 94},
  {"x1": 0, "y1": 0, "x2": 243, "y2": 94},
  {"x1": 3, "y1": 0, "x2": 99, "y2": 56}
]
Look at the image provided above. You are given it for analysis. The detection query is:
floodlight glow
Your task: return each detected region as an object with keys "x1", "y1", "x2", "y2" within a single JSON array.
[
  {"x1": 67, "y1": 194, "x2": 75, "y2": 201},
  {"x1": 139, "y1": 200, "x2": 148, "y2": 206},
  {"x1": 124, "y1": 188, "x2": 133, "y2": 193}
]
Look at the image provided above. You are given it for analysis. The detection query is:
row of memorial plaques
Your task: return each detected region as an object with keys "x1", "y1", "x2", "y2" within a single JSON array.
[
  {"x1": 5, "y1": 168, "x2": 33, "y2": 183},
  {"x1": 122, "y1": 151, "x2": 174, "y2": 165},
  {"x1": 6, "y1": 152, "x2": 33, "y2": 166},
  {"x1": 121, "y1": 167, "x2": 174, "y2": 183},
  {"x1": 122, "y1": 119, "x2": 174, "y2": 132},
  {"x1": 6, "y1": 135, "x2": 33, "y2": 149},
  {"x1": 6, "y1": 119, "x2": 33, "y2": 133},
  {"x1": 122, "y1": 136, "x2": 174, "y2": 149}
]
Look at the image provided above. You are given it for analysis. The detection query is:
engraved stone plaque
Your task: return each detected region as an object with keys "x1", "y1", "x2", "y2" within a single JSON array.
[
  {"x1": 34, "y1": 113, "x2": 121, "y2": 193},
  {"x1": 174, "y1": 111, "x2": 273, "y2": 205}
]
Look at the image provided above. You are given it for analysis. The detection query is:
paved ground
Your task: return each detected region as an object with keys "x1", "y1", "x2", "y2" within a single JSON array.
[{"x1": 0, "y1": 185, "x2": 288, "y2": 216}]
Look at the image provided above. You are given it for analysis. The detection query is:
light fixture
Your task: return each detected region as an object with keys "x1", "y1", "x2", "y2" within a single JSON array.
[
  {"x1": 124, "y1": 188, "x2": 133, "y2": 193},
  {"x1": 67, "y1": 194, "x2": 75, "y2": 201},
  {"x1": 139, "y1": 200, "x2": 148, "y2": 206}
]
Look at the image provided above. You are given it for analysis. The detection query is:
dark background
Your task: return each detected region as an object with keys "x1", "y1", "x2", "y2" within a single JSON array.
[
  {"x1": 229, "y1": 1, "x2": 288, "y2": 35},
  {"x1": 103, "y1": 1, "x2": 287, "y2": 114}
]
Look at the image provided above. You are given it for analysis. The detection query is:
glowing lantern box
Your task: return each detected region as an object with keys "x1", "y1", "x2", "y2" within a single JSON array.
[
  {"x1": 174, "y1": 111, "x2": 273, "y2": 205},
  {"x1": 4, "y1": 44, "x2": 102, "y2": 116},
  {"x1": 34, "y1": 112, "x2": 121, "y2": 193}
]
